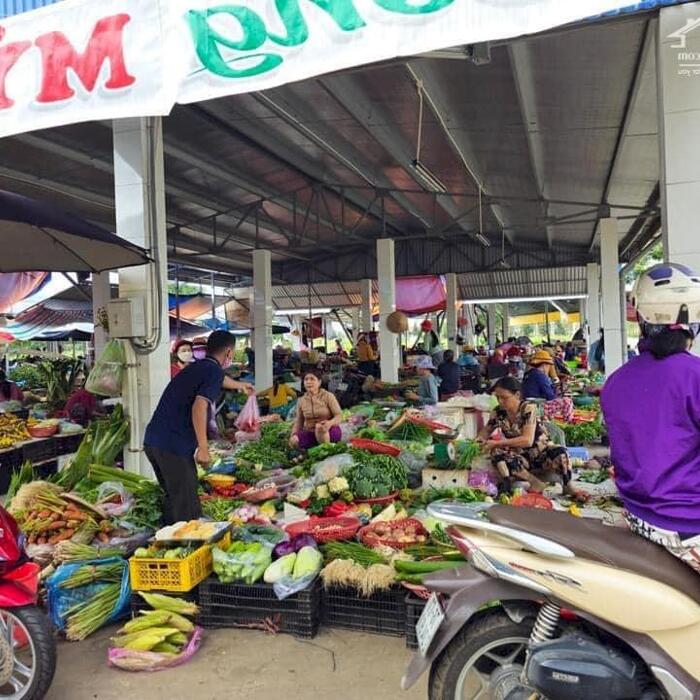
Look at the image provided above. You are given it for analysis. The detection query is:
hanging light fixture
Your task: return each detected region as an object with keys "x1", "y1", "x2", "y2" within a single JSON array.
[{"x1": 411, "y1": 81, "x2": 448, "y2": 195}]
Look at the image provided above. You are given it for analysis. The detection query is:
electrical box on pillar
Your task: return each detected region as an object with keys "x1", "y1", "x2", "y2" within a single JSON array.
[{"x1": 107, "y1": 298, "x2": 146, "y2": 339}]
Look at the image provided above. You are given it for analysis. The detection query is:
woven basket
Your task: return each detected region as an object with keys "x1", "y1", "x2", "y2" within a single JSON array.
[{"x1": 285, "y1": 516, "x2": 361, "y2": 544}]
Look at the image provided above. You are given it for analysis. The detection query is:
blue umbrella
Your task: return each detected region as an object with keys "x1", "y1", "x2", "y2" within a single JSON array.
[{"x1": 0, "y1": 189, "x2": 150, "y2": 273}]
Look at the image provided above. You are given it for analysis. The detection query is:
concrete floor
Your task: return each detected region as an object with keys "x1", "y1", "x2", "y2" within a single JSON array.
[{"x1": 46, "y1": 626, "x2": 427, "y2": 700}]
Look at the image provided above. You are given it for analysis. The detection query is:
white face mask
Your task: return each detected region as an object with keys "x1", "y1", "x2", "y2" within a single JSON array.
[{"x1": 177, "y1": 349, "x2": 194, "y2": 364}]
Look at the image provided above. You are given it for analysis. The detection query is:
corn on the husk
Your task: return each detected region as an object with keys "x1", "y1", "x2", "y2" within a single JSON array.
[
  {"x1": 167, "y1": 632, "x2": 188, "y2": 646},
  {"x1": 138, "y1": 592, "x2": 199, "y2": 617},
  {"x1": 152, "y1": 642, "x2": 180, "y2": 654},
  {"x1": 120, "y1": 610, "x2": 172, "y2": 633},
  {"x1": 124, "y1": 632, "x2": 170, "y2": 651},
  {"x1": 112, "y1": 626, "x2": 180, "y2": 648}
]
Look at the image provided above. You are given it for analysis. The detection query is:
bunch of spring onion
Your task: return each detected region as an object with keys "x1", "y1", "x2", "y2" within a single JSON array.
[
  {"x1": 53, "y1": 541, "x2": 125, "y2": 563},
  {"x1": 64, "y1": 583, "x2": 122, "y2": 641},
  {"x1": 58, "y1": 562, "x2": 123, "y2": 589}
]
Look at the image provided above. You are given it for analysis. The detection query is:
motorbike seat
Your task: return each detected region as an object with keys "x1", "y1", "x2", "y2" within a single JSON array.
[{"x1": 487, "y1": 505, "x2": 700, "y2": 605}]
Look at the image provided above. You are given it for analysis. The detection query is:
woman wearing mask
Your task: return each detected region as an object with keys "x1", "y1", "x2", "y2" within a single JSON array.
[
  {"x1": 289, "y1": 371, "x2": 343, "y2": 449},
  {"x1": 171, "y1": 340, "x2": 194, "y2": 378}
]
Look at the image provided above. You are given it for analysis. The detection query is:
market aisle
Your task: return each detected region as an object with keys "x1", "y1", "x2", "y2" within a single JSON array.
[{"x1": 46, "y1": 626, "x2": 427, "y2": 699}]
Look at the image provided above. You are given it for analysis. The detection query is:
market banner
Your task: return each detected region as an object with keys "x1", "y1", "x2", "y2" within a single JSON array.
[{"x1": 0, "y1": 0, "x2": 685, "y2": 138}]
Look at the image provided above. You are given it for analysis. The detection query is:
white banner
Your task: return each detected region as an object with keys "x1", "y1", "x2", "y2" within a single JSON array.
[{"x1": 0, "y1": 0, "x2": 672, "y2": 138}]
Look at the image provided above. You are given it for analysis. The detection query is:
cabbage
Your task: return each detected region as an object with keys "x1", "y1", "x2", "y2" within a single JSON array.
[
  {"x1": 292, "y1": 546, "x2": 322, "y2": 579},
  {"x1": 264, "y1": 553, "x2": 297, "y2": 583}
]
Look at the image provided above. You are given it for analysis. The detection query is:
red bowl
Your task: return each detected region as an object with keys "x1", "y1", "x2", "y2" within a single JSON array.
[{"x1": 27, "y1": 425, "x2": 58, "y2": 438}]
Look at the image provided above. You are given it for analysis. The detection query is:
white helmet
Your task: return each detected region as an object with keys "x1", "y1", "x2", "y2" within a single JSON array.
[{"x1": 631, "y1": 262, "x2": 700, "y2": 335}]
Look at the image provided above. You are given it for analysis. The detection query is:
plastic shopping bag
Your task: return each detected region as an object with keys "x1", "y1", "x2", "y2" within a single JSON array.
[
  {"x1": 235, "y1": 395, "x2": 261, "y2": 433},
  {"x1": 85, "y1": 340, "x2": 126, "y2": 397}
]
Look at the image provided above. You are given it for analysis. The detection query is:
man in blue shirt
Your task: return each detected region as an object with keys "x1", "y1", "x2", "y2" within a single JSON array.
[{"x1": 144, "y1": 331, "x2": 254, "y2": 523}]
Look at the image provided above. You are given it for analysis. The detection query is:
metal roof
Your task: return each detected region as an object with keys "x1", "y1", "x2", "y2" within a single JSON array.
[
  {"x1": 0, "y1": 8, "x2": 664, "y2": 290},
  {"x1": 0, "y1": 0, "x2": 62, "y2": 17}
]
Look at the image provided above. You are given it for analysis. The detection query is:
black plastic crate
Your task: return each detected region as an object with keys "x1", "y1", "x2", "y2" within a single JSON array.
[
  {"x1": 0, "y1": 449, "x2": 22, "y2": 494},
  {"x1": 34, "y1": 460, "x2": 57, "y2": 479},
  {"x1": 322, "y1": 585, "x2": 406, "y2": 637},
  {"x1": 405, "y1": 594, "x2": 428, "y2": 650},
  {"x1": 198, "y1": 577, "x2": 321, "y2": 638},
  {"x1": 22, "y1": 438, "x2": 56, "y2": 463},
  {"x1": 54, "y1": 433, "x2": 83, "y2": 456}
]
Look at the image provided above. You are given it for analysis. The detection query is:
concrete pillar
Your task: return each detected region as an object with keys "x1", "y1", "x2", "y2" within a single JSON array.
[
  {"x1": 621, "y1": 279, "x2": 629, "y2": 359},
  {"x1": 658, "y1": 4, "x2": 700, "y2": 354},
  {"x1": 113, "y1": 117, "x2": 169, "y2": 476},
  {"x1": 501, "y1": 303, "x2": 510, "y2": 341},
  {"x1": 445, "y1": 273, "x2": 458, "y2": 355},
  {"x1": 463, "y1": 304, "x2": 476, "y2": 346},
  {"x1": 92, "y1": 272, "x2": 111, "y2": 358},
  {"x1": 586, "y1": 263, "x2": 601, "y2": 352},
  {"x1": 600, "y1": 218, "x2": 625, "y2": 374},
  {"x1": 253, "y1": 250, "x2": 273, "y2": 392},
  {"x1": 359, "y1": 278, "x2": 373, "y2": 333},
  {"x1": 486, "y1": 306, "x2": 497, "y2": 348},
  {"x1": 351, "y1": 307, "x2": 360, "y2": 341},
  {"x1": 377, "y1": 239, "x2": 399, "y2": 382}
]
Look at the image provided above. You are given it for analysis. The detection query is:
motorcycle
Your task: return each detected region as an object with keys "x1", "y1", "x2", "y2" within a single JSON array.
[
  {"x1": 0, "y1": 507, "x2": 55, "y2": 699},
  {"x1": 403, "y1": 501, "x2": 700, "y2": 699}
]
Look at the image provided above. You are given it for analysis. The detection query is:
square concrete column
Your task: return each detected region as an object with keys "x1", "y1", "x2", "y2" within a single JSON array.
[
  {"x1": 92, "y1": 271, "x2": 111, "y2": 358},
  {"x1": 463, "y1": 304, "x2": 476, "y2": 346},
  {"x1": 350, "y1": 307, "x2": 360, "y2": 341},
  {"x1": 585, "y1": 262, "x2": 601, "y2": 352},
  {"x1": 253, "y1": 249, "x2": 273, "y2": 392},
  {"x1": 377, "y1": 239, "x2": 400, "y2": 382},
  {"x1": 501, "y1": 303, "x2": 510, "y2": 341},
  {"x1": 486, "y1": 306, "x2": 497, "y2": 348},
  {"x1": 600, "y1": 218, "x2": 624, "y2": 374},
  {"x1": 359, "y1": 278, "x2": 373, "y2": 333},
  {"x1": 445, "y1": 273, "x2": 458, "y2": 355},
  {"x1": 658, "y1": 4, "x2": 700, "y2": 353},
  {"x1": 113, "y1": 117, "x2": 170, "y2": 476}
]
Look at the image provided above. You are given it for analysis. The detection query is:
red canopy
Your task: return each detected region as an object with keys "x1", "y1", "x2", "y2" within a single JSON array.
[{"x1": 395, "y1": 276, "x2": 446, "y2": 315}]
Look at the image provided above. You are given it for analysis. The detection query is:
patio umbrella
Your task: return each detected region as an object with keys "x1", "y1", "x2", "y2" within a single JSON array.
[{"x1": 0, "y1": 190, "x2": 149, "y2": 273}]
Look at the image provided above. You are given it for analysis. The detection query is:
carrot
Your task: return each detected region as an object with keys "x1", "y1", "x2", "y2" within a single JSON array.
[
  {"x1": 48, "y1": 529, "x2": 74, "y2": 545},
  {"x1": 50, "y1": 521, "x2": 67, "y2": 530},
  {"x1": 97, "y1": 532, "x2": 110, "y2": 544},
  {"x1": 36, "y1": 521, "x2": 57, "y2": 533},
  {"x1": 65, "y1": 511, "x2": 87, "y2": 521},
  {"x1": 37, "y1": 510, "x2": 51, "y2": 519},
  {"x1": 66, "y1": 520, "x2": 80, "y2": 528}
]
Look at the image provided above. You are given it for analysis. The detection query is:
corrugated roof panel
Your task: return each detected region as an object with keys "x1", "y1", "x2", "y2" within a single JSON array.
[
  {"x1": 0, "y1": 0, "x2": 63, "y2": 17},
  {"x1": 458, "y1": 266, "x2": 586, "y2": 301}
]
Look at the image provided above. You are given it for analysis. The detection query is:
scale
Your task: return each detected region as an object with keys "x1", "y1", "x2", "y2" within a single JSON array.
[{"x1": 433, "y1": 441, "x2": 456, "y2": 468}]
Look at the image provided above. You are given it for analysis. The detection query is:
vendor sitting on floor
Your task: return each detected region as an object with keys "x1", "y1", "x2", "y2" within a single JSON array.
[
  {"x1": 521, "y1": 349, "x2": 557, "y2": 400},
  {"x1": 478, "y1": 376, "x2": 584, "y2": 500},
  {"x1": 258, "y1": 373, "x2": 297, "y2": 419},
  {"x1": 288, "y1": 370, "x2": 342, "y2": 449},
  {"x1": 405, "y1": 356, "x2": 440, "y2": 405}
]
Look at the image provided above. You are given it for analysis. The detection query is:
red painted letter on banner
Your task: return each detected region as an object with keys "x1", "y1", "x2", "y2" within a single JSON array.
[
  {"x1": 0, "y1": 27, "x2": 31, "y2": 110},
  {"x1": 34, "y1": 14, "x2": 135, "y2": 103}
]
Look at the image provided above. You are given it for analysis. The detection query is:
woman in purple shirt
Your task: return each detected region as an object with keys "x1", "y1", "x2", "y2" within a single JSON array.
[{"x1": 602, "y1": 263, "x2": 700, "y2": 574}]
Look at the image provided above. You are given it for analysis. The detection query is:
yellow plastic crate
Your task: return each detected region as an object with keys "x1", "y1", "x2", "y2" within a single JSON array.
[{"x1": 129, "y1": 533, "x2": 231, "y2": 593}]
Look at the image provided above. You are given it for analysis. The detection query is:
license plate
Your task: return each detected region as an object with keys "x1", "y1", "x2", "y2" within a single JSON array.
[
  {"x1": 337, "y1": 382, "x2": 348, "y2": 391},
  {"x1": 416, "y1": 593, "x2": 445, "y2": 656}
]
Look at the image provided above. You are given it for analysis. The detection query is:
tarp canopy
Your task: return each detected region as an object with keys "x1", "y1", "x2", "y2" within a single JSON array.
[
  {"x1": 168, "y1": 293, "x2": 229, "y2": 321},
  {"x1": 0, "y1": 271, "x2": 48, "y2": 314},
  {"x1": 5, "y1": 298, "x2": 209, "y2": 341},
  {"x1": 395, "y1": 276, "x2": 446, "y2": 316},
  {"x1": 0, "y1": 190, "x2": 150, "y2": 273}
]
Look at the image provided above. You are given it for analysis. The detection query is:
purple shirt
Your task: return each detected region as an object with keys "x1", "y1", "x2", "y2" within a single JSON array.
[{"x1": 601, "y1": 351, "x2": 700, "y2": 534}]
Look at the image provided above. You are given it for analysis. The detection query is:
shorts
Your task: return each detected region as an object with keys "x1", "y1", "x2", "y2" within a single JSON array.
[
  {"x1": 296, "y1": 425, "x2": 342, "y2": 450},
  {"x1": 626, "y1": 512, "x2": 700, "y2": 574}
]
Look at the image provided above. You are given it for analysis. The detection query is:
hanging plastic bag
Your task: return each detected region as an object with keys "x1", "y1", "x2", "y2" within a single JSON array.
[
  {"x1": 85, "y1": 340, "x2": 126, "y2": 397},
  {"x1": 273, "y1": 573, "x2": 317, "y2": 601},
  {"x1": 235, "y1": 395, "x2": 261, "y2": 433},
  {"x1": 96, "y1": 482, "x2": 135, "y2": 518}
]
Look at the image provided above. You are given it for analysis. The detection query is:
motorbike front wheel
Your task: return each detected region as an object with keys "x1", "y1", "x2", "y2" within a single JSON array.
[
  {"x1": 0, "y1": 606, "x2": 56, "y2": 700},
  {"x1": 429, "y1": 609, "x2": 532, "y2": 700}
]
